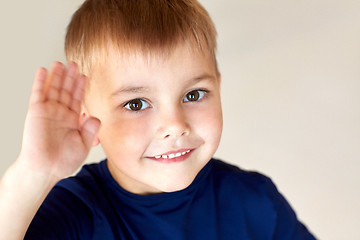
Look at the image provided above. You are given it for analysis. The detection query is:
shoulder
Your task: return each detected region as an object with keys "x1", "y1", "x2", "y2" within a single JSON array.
[
  {"x1": 209, "y1": 159, "x2": 316, "y2": 240},
  {"x1": 211, "y1": 158, "x2": 267, "y2": 179},
  {"x1": 50, "y1": 161, "x2": 106, "y2": 207},
  {"x1": 210, "y1": 158, "x2": 295, "y2": 211},
  {"x1": 25, "y1": 161, "x2": 108, "y2": 239},
  {"x1": 210, "y1": 159, "x2": 275, "y2": 197},
  {"x1": 36, "y1": 159, "x2": 107, "y2": 209},
  {"x1": 58, "y1": 160, "x2": 107, "y2": 194}
]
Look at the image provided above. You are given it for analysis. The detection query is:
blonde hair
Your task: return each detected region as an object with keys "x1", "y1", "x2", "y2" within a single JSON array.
[{"x1": 65, "y1": 0, "x2": 218, "y2": 77}]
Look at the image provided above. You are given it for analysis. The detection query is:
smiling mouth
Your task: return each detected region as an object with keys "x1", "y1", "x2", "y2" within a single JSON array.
[
  {"x1": 147, "y1": 149, "x2": 193, "y2": 163},
  {"x1": 154, "y1": 150, "x2": 191, "y2": 159}
]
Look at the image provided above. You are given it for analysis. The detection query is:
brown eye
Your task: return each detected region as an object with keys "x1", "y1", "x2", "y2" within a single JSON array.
[
  {"x1": 186, "y1": 90, "x2": 200, "y2": 101},
  {"x1": 184, "y1": 90, "x2": 207, "y2": 102},
  {"x1": 125, "y1": 99, "x2": 149, "y2": 111}
]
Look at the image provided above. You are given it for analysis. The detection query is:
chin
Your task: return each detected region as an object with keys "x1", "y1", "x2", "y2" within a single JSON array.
[{"x1": 159, "y1": 178, "x2": 195, "y2": 193}]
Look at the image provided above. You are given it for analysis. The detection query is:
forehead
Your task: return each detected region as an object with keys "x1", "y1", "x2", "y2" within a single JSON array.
[{"x1": 90, "y1": 43, "x2": 218, "y2": 86}]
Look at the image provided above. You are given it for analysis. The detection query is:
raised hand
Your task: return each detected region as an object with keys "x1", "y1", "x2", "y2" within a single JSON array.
[
  {"x1": 19, "y1": 61, "x2": 100, "y2": 179},
  {"x1": 0, "y1": 62, "x2": 101, "y2": 240}
]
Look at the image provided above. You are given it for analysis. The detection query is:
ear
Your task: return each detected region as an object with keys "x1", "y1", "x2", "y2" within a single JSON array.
[{"x1": 80, "y1": 111, "x2": 101, "y2": 147}]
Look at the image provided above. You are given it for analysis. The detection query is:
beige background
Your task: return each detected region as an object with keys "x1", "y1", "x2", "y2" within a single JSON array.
[{"x1": 1, "y1": 0, "x2": 359, "y2": 239}]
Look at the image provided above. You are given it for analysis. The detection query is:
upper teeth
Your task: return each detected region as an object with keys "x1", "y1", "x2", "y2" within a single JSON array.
[{"x1": 155, "y1": 150, "x2": 191, "y2": 159}]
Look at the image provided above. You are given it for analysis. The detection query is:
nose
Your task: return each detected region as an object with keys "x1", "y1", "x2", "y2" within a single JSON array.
[{"x1": 156, "y1": 106, "x2": 190, "y2": 140}]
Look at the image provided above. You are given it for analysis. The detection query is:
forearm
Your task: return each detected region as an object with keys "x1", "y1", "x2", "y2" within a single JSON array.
[{"x1": 0, "y1": 158, "x2": 60, "y2": 240}]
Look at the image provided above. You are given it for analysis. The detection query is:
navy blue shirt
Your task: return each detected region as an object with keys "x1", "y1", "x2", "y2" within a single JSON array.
[{"x1": 25, "y1": 159, "x2": 316, "y2": 239}]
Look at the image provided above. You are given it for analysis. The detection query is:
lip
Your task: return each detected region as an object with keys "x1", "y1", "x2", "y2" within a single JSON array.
[{"x1": 146, "y1": 148, "x2": 194, "y2": 164}]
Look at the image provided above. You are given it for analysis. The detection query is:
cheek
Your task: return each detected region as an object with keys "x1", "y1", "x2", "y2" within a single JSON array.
[
  {"x1": 99, "y1": 115, "x2": 153, "y2": 157},
  {"x1": 189, "y1": 102, "x2": 223, "y2": 142}
]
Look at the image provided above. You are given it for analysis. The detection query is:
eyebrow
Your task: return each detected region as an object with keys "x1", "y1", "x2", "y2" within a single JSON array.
[
  {"x1": 111, "y1": 73, "x2": 216, "y2": 97},
  {"x1": 111, "y1": 86, "x2": 150, "y2": 97},
  {"x1": 189, "y1": 73, "x2": 216, "y2": 85}
]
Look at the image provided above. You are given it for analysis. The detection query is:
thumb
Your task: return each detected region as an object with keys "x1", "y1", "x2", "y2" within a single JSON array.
[{"x1": 80, "y1": 117, "x2": 101, "y2": 150}]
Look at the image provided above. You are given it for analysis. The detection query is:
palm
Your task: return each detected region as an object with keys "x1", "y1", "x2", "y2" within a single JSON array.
[{"x1": 20, "y1": 62, "x2": 100, "y2": 179}]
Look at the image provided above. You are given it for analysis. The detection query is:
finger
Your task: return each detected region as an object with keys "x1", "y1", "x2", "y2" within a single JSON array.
[
  {"x1": 70, "y1": 98, "x2": 82, "y2": 115},
  {"x1": 44, "y1": 62, "x2": 65, "y2": 101},
  {"x1": 59, "y1": 62, "x2": 79, "y2": 106},
  {"x1": 80, "y1": 117, "x2": 101, "y2": 151},
  {"x1": 69, "y1": 74, "x2": 87, "y2": 114},
  {"x1": 29, "y1": 67, "x2": 48, "y2": 105},
  {"x1": 63, "y1": 62, "x2": 79, "y2": 92}
]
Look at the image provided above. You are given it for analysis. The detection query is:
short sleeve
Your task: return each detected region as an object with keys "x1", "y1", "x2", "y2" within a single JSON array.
[
  {"x1": 263, "y1": 177, "x2": 317, "y2": 240},
  {"x1": 24, "y1": 183, "x2": 94, "y2": 240}
]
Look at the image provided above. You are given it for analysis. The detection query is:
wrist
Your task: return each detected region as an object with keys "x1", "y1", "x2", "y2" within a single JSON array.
[
  {"x1": 16, "y1": 152, "x2": 64, "y2": 183},
  {"x1": 3, "y1": 156, "x2": 60, "y2": 196}
]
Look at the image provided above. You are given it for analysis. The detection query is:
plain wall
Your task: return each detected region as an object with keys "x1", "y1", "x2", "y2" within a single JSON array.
[{"x1": 1, "y1": 1, "x2": 359, "y2": 239}]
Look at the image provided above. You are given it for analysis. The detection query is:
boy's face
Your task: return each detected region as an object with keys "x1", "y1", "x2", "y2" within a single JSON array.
[{"x1": 85, "y1": 44, "x2": 222, "y2": 195}]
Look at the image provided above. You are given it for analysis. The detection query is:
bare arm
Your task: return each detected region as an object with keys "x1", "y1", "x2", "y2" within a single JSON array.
[{"x1": 0, "y1": 62, "x2": 100, "y2": 240}]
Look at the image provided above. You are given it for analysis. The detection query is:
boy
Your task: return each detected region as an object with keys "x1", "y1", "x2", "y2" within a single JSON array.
[{"x1": 0, "y1": 0, "x2": 316, "y2": 239}]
